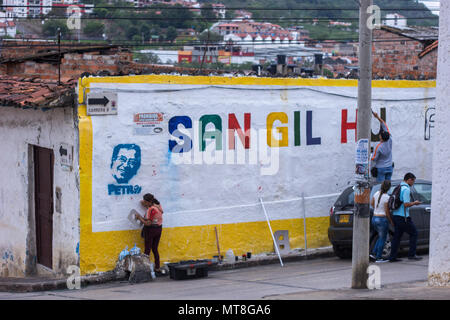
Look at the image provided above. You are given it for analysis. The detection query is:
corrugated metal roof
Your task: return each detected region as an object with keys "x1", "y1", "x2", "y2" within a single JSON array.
[{"x1": 380, "y1": 25, "x2": 439, "y2": 42}]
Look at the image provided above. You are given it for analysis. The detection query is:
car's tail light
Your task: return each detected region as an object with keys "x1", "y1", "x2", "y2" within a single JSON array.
[{"x1": 330, "y1": 206, "x2": 335, "y2": 216}]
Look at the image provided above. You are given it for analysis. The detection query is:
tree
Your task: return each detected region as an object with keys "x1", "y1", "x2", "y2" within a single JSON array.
[
  {"x1": 42, "y1": 20, "x2": 69, "y2": 37},
  {"x1": 198, "y1": 31, "x2": 223, "y2": 43},
  {"x1": 166, "y1": 26, "x2": 178, "y2": 43},
  {"x1": 126, "y1": 26, "x2": 139, "y2": 40},
  {"x1": 201, "y1": 4, "x2": 218, "y2": 21},
  {"x1": 83, "y1": 21, "x2": 105, "y2": 38},
  {"x1": 135, "y1": 52, "x2": 161, "y2": 64}
]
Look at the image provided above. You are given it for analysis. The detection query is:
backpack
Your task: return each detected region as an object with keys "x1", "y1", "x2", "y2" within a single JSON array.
[{"x1": 388, "y1": 184, "x2": 403, "y2": 212}]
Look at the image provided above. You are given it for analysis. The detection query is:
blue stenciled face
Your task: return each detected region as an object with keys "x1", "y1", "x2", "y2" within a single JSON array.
[{"x1": 110, "y1": 144, "x2": 141, "y2": 184}]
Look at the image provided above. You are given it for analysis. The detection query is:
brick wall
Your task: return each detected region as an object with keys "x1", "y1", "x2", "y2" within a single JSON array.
[
  {"x1": 0, "y1": 49, "x2": 135, "y2": 81},
  {"x1": 372, "y1": 29, "x2": 437, "y2": 80}
]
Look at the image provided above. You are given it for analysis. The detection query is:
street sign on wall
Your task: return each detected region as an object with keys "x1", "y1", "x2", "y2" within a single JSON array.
[{"x1": 87, "y1": 92, "x2": 118, "y2": 115}]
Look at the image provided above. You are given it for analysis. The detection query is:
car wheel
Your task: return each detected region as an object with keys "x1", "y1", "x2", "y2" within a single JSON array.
[
  {"x1": 370, "y1": 233, "x2": 392, "y2": 260},
  {"x1": 333, "y1": 244, "x2": 352, "y2": 259}
]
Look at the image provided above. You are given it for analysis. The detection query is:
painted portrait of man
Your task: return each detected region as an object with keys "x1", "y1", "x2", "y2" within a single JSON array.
[{"x1": 110, "y1": 144, "x2": 141, "y2": 184}]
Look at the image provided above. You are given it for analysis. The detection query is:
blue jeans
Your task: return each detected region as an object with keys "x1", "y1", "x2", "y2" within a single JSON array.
[
  {"x1": 376, "y1": 166, "x2": 393, "y2": 182},
  {"x1": 389, "y1": 216, "x2": 418, "y2": 260},
  {"x1": 371, "y1": 216, "x2": 389, "y2": 259}
]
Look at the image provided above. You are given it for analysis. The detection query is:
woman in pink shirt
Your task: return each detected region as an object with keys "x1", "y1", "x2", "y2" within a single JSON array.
[{"x1": 135, "y1": 193, "x2": 164, "y2": 274}]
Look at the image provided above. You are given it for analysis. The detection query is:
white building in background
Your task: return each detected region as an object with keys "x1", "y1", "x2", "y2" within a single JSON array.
[
  {"x1": 0, "y1": 22, "x2": 16, "y2": 38},
  {"x1": 212, "y1": 3, "x2": 226, "y2": 19},
  {"x1": 2, "y1": 0, "x2": 82, "y2": 18},
  {"x1": 0, "y1": 12, "x2": 16, "y2": 38},
  {"x1": 384, "y1": 13, "x2": 407, "y2": 27},
  {"x1": 3, "y1": 0, "x2": 57, "y2": 18},
  {"x1": 3, "y1": 0, "x2": 28, "y2": 18}
]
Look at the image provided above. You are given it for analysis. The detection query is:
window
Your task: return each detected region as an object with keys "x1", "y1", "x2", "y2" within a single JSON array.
[{"x1": 412, "y1": 183, "x2": 432, "y2": 204}]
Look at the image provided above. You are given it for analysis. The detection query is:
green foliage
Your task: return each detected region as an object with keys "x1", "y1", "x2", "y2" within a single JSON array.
[
  {"x1": 74, "y1": 0, "x2": 438, "y2": 43},
  {"x1": 134, "y1": 52, "x2": 162, "y2": 64},
  {"x1": 198, "y1": 0, "x2": 438, "y2": 28},
  {"x1": 83, "y1": 21, "x2": 105, "y2": 38},
  {"x1": 42, "y1": 20, "x2": 69, "y2": 37},
  {"x1": 198, "y1": 31, "x2": 223, "y2": 43},
  {"x1": 166, "y1": 26, "x2": 178, "y2": 43},
  {"x1": 177, "y1": 60, "x2": 255, "y2": 72},
  {"x1": 201, "y1": 4, "x2": 218, "y2": 21}
]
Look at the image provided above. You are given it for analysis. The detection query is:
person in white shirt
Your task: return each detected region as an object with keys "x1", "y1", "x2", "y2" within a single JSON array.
[{"x1": 370, "y1": 180, "x2": 393, "y2": 262}]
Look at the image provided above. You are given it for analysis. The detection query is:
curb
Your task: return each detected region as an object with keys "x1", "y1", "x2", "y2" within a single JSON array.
[
  {"x1": 211, "y1": 247, "x2": 335, "y2": 271},
  {"x1": 0, "y1": 247, "x2": 335, "y2": 293},
  {"x1": 0, "y1": 271, "x2": 128, "y2": 293}
]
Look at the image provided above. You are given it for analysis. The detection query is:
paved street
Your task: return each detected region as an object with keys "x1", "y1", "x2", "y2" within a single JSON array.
[{"x1": 1, "y1": 254, "x2": 445, "y2": 300}]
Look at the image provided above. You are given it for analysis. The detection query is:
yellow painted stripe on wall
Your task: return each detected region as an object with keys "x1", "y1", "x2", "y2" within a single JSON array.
[
  {"x1": 78, "y1": 79, "x2": 95, "y2": 275},
  {"x1": 77, "y1": 75, "x2": 434, "y2": 274},
  {"x1": 80, "y1": 74, "x2": 436, "y2": 90},
  {"x1": 79, "y1": 217, "x2": 330, "y2": 275}
]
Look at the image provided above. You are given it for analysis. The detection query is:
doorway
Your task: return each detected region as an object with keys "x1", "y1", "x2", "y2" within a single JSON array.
[{"x1": 33, "y1": 146, "x2": 54, "y2": 269}]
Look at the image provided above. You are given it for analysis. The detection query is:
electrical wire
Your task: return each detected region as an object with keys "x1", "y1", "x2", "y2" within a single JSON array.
[
  {"x1": 9, "y1": 15, "x2": 439, "y2": 21},
  {"x1": 0, "y1": 5, "x2": 441, "y2": 11},
  {"x1": 0, "y1": 36, "x2": 439, "y2": 49}
]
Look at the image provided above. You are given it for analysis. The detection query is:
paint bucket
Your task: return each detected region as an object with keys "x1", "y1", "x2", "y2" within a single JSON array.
[{"x1": 225, "y1": 249, "x2": 235, "y2": 264}]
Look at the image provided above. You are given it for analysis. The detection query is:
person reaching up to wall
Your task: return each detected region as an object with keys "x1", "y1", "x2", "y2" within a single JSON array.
[
  {"x1": 371, "y1": 110, "x2": 393, "y2": 182},
  {"x1": 135, "y1": 193, "x2": 166, "y2": 275}
]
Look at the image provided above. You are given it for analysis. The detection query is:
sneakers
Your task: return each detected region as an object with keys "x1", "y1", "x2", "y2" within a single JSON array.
[
  {"x1": 389, "y1": 258, "x2": 403, "y2": 262},
  {"x1": 375, "y1": 258, "x2": 389, "y2": 263},
  {"x1": 408, "y1": 255, "x2": 423, "y2": 261},
  {"x1": 369, "y1": 254, "x2": 376, "y2": 261}
]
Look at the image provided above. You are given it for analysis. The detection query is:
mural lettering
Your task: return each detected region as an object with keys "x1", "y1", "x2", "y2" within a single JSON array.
[
  {"x1": 168, "y1": 110, "x2": 323, "y2": 153},
  {"x1": 341, "y1": 108, "x2": 387, "y2": 144},
  {"x1": 424, "y1": 107, "x2": 435, "y2": 141}
]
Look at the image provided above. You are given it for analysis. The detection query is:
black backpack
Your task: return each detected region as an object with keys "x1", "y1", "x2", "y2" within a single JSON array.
[{"x1": 388, "y1": 184, "x2": 403, "y2": 212}]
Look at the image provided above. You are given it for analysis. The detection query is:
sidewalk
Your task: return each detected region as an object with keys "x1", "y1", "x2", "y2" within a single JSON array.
[
  {"x1": 0, "y1": 271, "x2": 125, "y2": 293},
  {"x1": 0, "y1": 247, "x2": 334, "y2": 293},
  {"x1": 265, "y1": 281, "x2": 450, "y2": 300}
]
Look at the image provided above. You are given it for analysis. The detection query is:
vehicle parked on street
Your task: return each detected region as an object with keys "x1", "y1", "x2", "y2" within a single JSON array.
[{"x1": 328, "y1": 179, "x2": 432, "y2": 259}]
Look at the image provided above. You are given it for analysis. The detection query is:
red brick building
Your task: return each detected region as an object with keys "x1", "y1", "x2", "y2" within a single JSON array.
[
  {"x1": 372, "y1": 25, "x2": 439, "y2": 80},
  {"x1": 0, "y1": 41, "x2": 134, "y2": 81},
  {"x1": 0, "y1": 40, "x2": 232, "y2": 81}
]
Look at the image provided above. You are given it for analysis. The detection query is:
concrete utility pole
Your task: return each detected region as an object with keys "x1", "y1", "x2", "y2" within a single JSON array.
[
  {"x1": 351, "y1": 0, "x2": 373, "y2": 289},
  {"x1": 428, "y1": 0, "x2": 450, "y2": 287}
]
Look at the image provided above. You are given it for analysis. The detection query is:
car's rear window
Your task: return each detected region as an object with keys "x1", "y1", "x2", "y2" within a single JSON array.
[
  {"x1": 334, "y1": 187, "x2": 354, "y2": 208},
  {"x1": 334, "y1": 182, "x2": 400, "y2": 208}
]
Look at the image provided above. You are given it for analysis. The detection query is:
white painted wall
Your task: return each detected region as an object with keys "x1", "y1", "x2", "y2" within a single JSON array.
[
  {"x1": 428, "y1": 1, "x2": 450, "y2": 287},
  {"x1": 0, "y1": 106, "x2": 79, "y2": 277},
  {"x1": 139, "y1": 50, "x2": 178, "y2": 64},
  {"x1": 87, "y1": 83, "x2": 435, "y2": 234}
]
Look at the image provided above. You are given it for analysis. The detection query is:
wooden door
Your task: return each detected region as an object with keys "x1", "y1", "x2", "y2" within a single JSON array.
[{"x1": 34, "y1": 146, "x2": 54, "y2": 269}]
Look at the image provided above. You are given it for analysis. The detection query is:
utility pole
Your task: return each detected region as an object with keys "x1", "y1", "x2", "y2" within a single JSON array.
[
  {"x1": 57, "y1": 28, "x2": 61, "y2": 85},
  {"x1": 351, "y1": 0, "x2": 373, "y2": 289}
]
